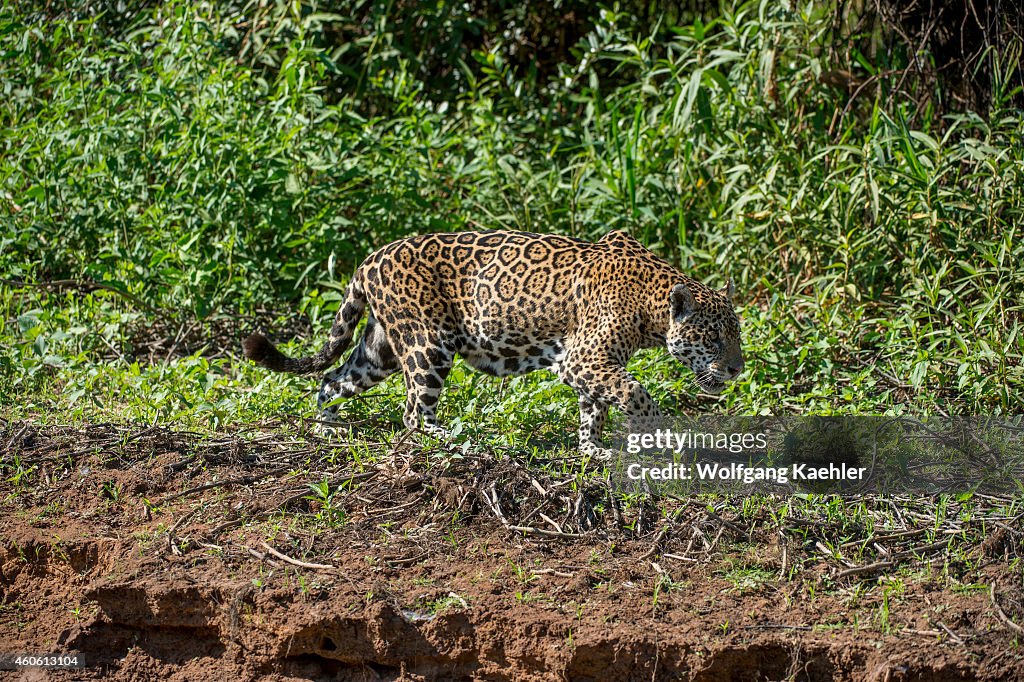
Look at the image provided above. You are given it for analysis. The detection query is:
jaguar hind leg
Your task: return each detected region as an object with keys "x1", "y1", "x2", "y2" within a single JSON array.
[{"x1": 318, "y1": 314, "x2": 398, "y2": 420}]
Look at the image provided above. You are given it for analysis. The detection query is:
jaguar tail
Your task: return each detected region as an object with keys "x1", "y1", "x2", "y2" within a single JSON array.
[{"x1": 242, "y1": 276, "x2": 366, "y2": 375}]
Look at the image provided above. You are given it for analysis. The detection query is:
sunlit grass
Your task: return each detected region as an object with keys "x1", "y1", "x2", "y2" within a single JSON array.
[{"x1": 1, "y1": 0, "x2": 1021, "y2": 427}]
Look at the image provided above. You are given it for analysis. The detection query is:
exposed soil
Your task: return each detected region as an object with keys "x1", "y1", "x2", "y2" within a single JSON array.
[{"x1": 1, "y1": 420, "x2": 1023, "y2": 681}]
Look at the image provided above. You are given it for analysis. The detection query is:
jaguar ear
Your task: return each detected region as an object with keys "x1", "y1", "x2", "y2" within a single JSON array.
[
  {"x1": 721, "y1": 278, "x2": 735, "y2": 301},
  {"x1": 670, "y1": 283, "x2": 695, "y2": 321}
]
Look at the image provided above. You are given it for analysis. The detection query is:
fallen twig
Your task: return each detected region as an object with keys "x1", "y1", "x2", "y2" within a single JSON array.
[
  {"x1": 383, "y1": 552, "x2": 429, "y2": 567},
  {"x1": 260, "y1": 542, "x2": 335, "y2": 570},
  {"x1": 244, "y1": 545, "x2": 279, "y2": 566},
  {"x1": 990, "y1": 584, "x2": 1024, "y2": 635},
  {"x1": 661, "y1": 552, "x2": 697, "y2": 563},
  {"x1": 539, "y1": 512, "x2": 564, "y2": 534},
  {"x1": 166, "y1": 503, "x2": 204, "y2": 555},
  {"x1": 836, "y1": 560, "x2": 896, "y2": 579},
  {"x1": 532, "y1": 568, "x2": 575, "y2": 578},
  {"x1": 507, "y1": 524, "x2": 583, "y2": 540},
  {"x1": 640, "y1": 524, "x2": 671, "y2": 561},
  {"x1": 743, "y1": 624, "x2": 813, "y2": 631},
  {"x1": 936, "y1": 621, "x2": 965, "y2": 645}
]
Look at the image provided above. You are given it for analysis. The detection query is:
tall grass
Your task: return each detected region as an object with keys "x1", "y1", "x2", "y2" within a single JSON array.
[{"x1": 1, "y1": 0, "x2": 1021, "y2": 422}]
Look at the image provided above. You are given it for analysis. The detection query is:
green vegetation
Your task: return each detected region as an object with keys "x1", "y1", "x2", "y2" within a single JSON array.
[{"x1": 1, "y1": 0, "x2": 1021, "y2": 437}]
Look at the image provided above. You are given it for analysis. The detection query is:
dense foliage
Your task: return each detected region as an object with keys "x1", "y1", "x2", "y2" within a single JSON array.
[{"x1": 1, "y1": 0, "x2": 1021, "y2": 429}]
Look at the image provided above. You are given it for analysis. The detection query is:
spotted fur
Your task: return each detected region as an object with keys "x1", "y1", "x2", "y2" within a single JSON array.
[{"x1": 242, "y1": 230, "x2": 744, "y2": 457}]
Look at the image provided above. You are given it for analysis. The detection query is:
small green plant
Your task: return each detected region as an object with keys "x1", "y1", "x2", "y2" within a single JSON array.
[
  {"x1": 425, "y1": 593, "x2": 469, "y2": 615},
  {"x1": 720, "y1": 565, "x2": 774, "y2": 594},
  {"x1": 3, "y1": 456, "x2": 37, "y2": 493},
  {"x1": 652, "y1": 572, "x2": 680, "y2": 609},
  {"x1": 304, "y1": 479, "x2": 347, "y2": 528},
  {"x1": 101, "y1": 481, "x2": 123, "y2": 503},
  {"x1": 507, "y1": 559, "x2": 538, "y2": 586},
  {"x1": 877, "y1": 591, "x2": 891, "y2": 634}
]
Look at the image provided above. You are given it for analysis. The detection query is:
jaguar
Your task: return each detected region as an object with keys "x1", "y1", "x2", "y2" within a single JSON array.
[{"x1": 243, "y1": 229, "x2": 744, "y2": 457}]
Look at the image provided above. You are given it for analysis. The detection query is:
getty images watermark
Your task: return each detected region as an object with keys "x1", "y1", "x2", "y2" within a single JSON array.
[
  {"x1": 611, "y1": 416, "x2": 1024, "y2": 495},
  {"x1": 624, "y1": 427, "x2": 867, "y2": 484}
]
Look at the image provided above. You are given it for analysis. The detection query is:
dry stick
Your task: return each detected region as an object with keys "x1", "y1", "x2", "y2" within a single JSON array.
[
  {"x1": 889, "y1": 539, "x2": 951, "y2": 559},
  {"x1": 489, "y1": 480, "x2": 509, "y2": 517},
  {"x1": 610, "y1": 492, "x2": 625, "y2": 529},
  {"x1": 936, "y1": 621, "x2": 965, "y2": 646},
  {"x1": 705, "y1": 507, "x2": 745, "y2": 535},
  {"x1": 548, "y1": 476, "x2": 578, "y2": 491},
  {"x1": 539, "y1": 513, "x2": 564, "y2": 534},
  {"x1": 389, "y1": 428, "x2": 417, "y2": 453},
  {"x1": 990, "y1": 585, "x2": 1024, "y2": 636},
  {"x1": 926, "y1": 405, "x2": 1004, "y2": 467},
  {"x1": 836, "y1": 560, "x2": 896, "y2": 579},
  {"x1": 706, "y1": 523, "x2": 727, "y2": 553},
  {"x1": 167, "y1": 504, "x2": 205, "y2": 554},
  {"x1": 532, "y1": 568, "x2": 574, "y2": 578},
  {"x1": 778, "y1": 533, "x2": 789, "y2": 579},
  {"x1": 383, "y1": 552, "x2": 429, "y2": 567},
  {"x1": 455, "y1": 486, "x2": 476, "y2": 512},
  {"x1": 245, "y1": 546, "x2": 280, "y2": 566},
  {"x1": 483, "y1": 482, "x2": 508, "y2": 525},
  {"x1": 816, "y1": 541, "x2": 856, "y2": 567},
  {"x1": 317, "y1": 440, "x2": 387, "y2": 450},
  {"x1": 367, "y1": 492, "x2": 427, "y2": 517},
  {"x1": 4, "y1": 423, "x2": 30, "y2": 454},
  {"x1": 662, "y1": 553, "x2": 697, "y2": 563},
  {"x1": 163, "y1": 319, "x2": 198, "y2": 365},
  {"x1": 687, "y1": 522, "x2": 706, "y2": 555},
  {"x1": 518, "y1": 500, "x2": 549, "y2": 526},
  {"x1": 124, "y1": 425, "x2": 162, "y2": 443},
  {"x1": 901, "y1": 629, "x2": 943, "y2": 638},
  {"x1": 842, "y1": 528, "x2": 930, "y2": 547},
  {"x1": 22, "y1": 444, "x2": 105, "y2": 465},
  {"x1": 606, "y1": 479, "x2": 625, "y2": 530},
  {"x1": 572, "y1": 492, "x2": 586, "y2": 528},
  {"x1": 260, "y1": 542, "x2": 335, "y2": 571},
  {"x1": 482, "y1": 481, "x2": 582, "y2": 540},
  {"x1": 743, "y1": 624, "x2": 813, "y2": 631},
  {"x1": 827, "y1": 68, "x2": 902, "y2": 137},
  {"x1": 507, "y1": 525, "x2": 582, "y2": 540},
  {"x1": 640, "y1": 524, "x2": 671, "y2": 561}
]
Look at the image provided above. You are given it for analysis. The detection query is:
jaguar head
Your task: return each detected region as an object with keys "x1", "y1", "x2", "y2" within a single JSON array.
[{"x1": 666, "y1": 279, "x2": 744, "y2": 394}]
